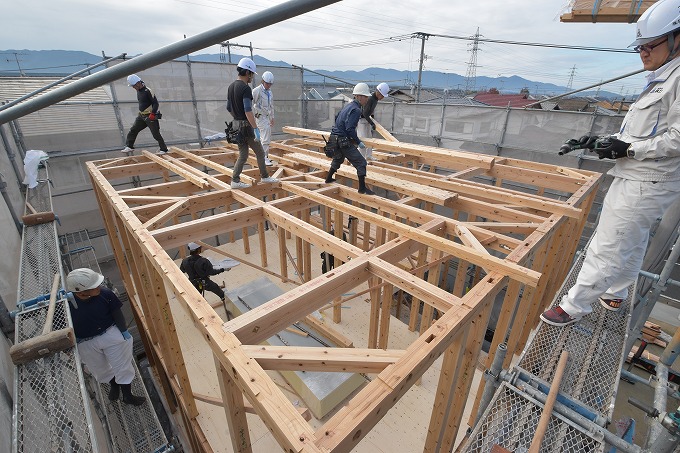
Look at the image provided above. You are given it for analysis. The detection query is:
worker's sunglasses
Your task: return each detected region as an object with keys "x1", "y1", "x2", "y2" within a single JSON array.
[{"x1": 634, "y1": 40, "x2": 665, "y2": 54}]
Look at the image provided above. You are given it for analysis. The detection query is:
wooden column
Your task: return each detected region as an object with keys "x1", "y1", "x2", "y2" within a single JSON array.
[{"x1": 215, "y1": 356, "x2": 252, "y2": 453}]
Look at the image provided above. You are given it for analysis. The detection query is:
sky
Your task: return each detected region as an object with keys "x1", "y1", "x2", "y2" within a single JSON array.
[{"x1": 1, "y1": 0, "x2": 651, "y2": 96}]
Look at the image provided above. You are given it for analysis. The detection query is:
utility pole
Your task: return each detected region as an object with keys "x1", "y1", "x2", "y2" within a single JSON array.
[
  {"x1": 464, "y1": 28, "x2": 481, "y2": 95},
  {"x1": 220, "y1": 41, "x2": 254, "y2": 63},
  {"x1": 415, "y1": 32, "x2": 429, "y2": 103}
]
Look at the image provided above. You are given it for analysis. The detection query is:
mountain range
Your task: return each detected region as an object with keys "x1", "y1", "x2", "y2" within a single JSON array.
[{"x1": 0, "y1": 49, "x2": 621, "y2": 99}]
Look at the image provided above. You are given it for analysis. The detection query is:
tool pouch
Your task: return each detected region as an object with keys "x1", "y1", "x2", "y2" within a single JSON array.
[
  {"x1": 337, "y1": 136, "x2": 350, "y2": 149},
  {"x1": 324, "y1": 135, "x2": 339, "y2": 157},
  {"x1": 225, "y1": 122, "x2": 245, "y2": 145}
]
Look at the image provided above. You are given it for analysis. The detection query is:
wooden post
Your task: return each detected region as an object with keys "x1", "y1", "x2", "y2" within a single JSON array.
[{"x1": 528, "y1": 351, "x2": 569, "y2": 453}]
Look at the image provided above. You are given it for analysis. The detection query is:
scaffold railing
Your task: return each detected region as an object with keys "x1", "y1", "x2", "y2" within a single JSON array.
[{"x1": 13, "y1": 163, "x2": 170, "y2": 453}]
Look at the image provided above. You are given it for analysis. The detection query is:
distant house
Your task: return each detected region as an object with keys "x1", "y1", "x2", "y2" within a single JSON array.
[{"x1": 473, "y1": 88, "x2": 541, "y2": 108}]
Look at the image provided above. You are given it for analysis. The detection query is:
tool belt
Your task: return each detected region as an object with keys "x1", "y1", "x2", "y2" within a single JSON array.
[
  {"x1": 225, "y1": 121, "x2": 246, "y2": 145},
  {"x1": 190, "y1": 278, "x2": 207, "y2": 293},
  {"x1": 324, "y1": 134, "x2": 350, "y2": 157}
]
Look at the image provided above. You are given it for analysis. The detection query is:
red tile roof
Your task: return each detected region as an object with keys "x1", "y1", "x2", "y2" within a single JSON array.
[{"x1": 473, "y1": 92, "x2": 538, "y2": 108}]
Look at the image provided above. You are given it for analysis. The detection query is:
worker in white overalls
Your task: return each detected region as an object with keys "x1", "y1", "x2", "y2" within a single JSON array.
[
  {"x1": 541, "y1": 0, "x2": 680, "y2": 327},
  {"x1": 67, "y1": 268, "x2": 145, "y2": 405},
  {"x1": 252, "y1": 71, "x2": 275, "y2": 166}
]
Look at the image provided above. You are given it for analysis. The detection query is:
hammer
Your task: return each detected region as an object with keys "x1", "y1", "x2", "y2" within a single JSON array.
[{"x1": 10, "y1": 274, "x2": 76, "y2": 365}]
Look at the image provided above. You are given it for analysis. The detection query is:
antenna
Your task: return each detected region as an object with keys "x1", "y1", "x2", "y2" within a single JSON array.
[{"x1": 1, "y1": 51, "x2": 27, "y2": 76}]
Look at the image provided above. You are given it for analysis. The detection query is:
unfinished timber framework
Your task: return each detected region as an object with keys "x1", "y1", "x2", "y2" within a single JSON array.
[{"x1": 87, "y1": 127, "x2": 602, "y2": 452}]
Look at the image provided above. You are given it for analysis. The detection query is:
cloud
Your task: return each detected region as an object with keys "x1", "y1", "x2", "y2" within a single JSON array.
[{"x1": 1, "y1": 0, "x2": 648, "y2": 92}]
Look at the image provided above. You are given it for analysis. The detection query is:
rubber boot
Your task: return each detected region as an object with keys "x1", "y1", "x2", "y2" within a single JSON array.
[
  {"x1": 325, "y1": 169, "x2": 336, "y2": 184},
  {"x1": 108, "y1": 378, "x2": 120, "y2": 401},
  {"x1": 121, "y1": 383, "x2": 145, "y2": 406},
  {"x1": 358, "y1": 176, "x2": 375, "y2": 195}
]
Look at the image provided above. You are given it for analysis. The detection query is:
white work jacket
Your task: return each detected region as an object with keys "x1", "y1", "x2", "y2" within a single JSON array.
[
  {"x1": 611, "y1": 57, "x2": 680, "y2": 182},
  {"x1": 252, "y1": 84, "x2": 274, "y2": 120}
]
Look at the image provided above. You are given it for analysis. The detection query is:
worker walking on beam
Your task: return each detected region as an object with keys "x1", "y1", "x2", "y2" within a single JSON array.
[
  {"x1": 66, "y1": 268, "x2": 145, "y2": 406},
  {"x1": 324, "y1": 82, "x2": 376, "y2": 195},
  {"x1": 541, "y1": 0, "x2": 680, "y2": 327},
  {"x1": 357, "y1": 82, "x2": 389, "y2": 161},
  {"x1": 227, "y1": 58, "x2": 279, "y2": 189},
  {"x1": 252, "y1": 71, "x2": 276, "y2": 166},
  {"x1": 121, "y1": 74, "x2": 169, "y2": 155}
]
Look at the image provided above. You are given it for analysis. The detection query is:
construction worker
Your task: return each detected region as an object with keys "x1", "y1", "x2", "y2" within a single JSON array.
[
  {"x1": 66, "y1": 268, "x2": 145, "y2": 406},
  {"x1": 180, "y1": 242, "x2": 231, "y2": 318},
  {"x1": 324, "y1": 82, "x2": 376, "y2": 195},
  {"x1": 121, "y1": 74, "x2": 168, "y2": 155},
  {"x1": 252, "y1": 71, "x2": 276, "y2": 166},
  {"x1": 541, "y1": 0, "x2": 680, "y2": 327},
  {"x1": 356, "y1": 82, "x2": 389, "y2": 160},
  {"x1": 227, "y1": 58, "x2": 279, "y2": 189}
]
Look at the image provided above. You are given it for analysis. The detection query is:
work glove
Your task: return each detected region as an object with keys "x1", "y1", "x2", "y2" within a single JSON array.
[
  {"x1": 358, "y1": 141, "x2": 366, "y2": 149},
  {"x1": 254, "y1": 127, "x2": 261, "y2": 142},
  {"x1": 121, "y1": 330, "x2": 132, "y2": 340},
  {"x1": 371, "y1": 123, "x2": 376, "y2": 131},
  {"x1": 148, "y1": 112, "x2": 156, "y2": 121},
  {"x1": 594, "y1": 137, "x2": 630, "y2": 160},
  {"x1": 217, "y1": 268, "x2": 226, "y2": 274}
]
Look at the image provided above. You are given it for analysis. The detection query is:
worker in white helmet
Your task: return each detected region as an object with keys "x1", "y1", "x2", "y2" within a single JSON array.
[
  {"x1": 121, "y1": 74, "x2": 168, "y2": 155},
  {"x1": 356, "y1": 82, "x2": 390, "y2": 161},
  {"x1": 66, "y1": 268, "x2": 145, "y2": 405},
  {"x1": 324, "y1": 82, "x2": 375, "y2": 195},
  {"x1": 227, "y1": 58, "x2": 279, "y2": 189},
  {"x1": 252, "y1": 71, "x2": 276, "y2": 166},
  {"x1": 541, "y1": 0, "x2": 680, "y2": 327}
]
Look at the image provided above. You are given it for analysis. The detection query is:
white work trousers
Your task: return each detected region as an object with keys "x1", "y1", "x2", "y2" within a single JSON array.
[
  {"x1": 356, "y1": 118, "x2": 373, "y2": 160},
  {"x1": 77, "y1": 325, "x2": 135, "y2": 384},
  {"x1": 561, "y1": 178, "x2": 680, "y2": 318},
  {"x1": 255, "y1": 116, "x2": 272, "y2": 157}
]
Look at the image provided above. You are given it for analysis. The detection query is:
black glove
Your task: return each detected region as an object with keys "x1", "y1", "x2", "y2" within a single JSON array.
[
  {"x1": 371, "y1": 123, "x2": 376, "y2": 131},
  {"x1": 594, "y1": 137, "x2": 630, "y2": 160}
]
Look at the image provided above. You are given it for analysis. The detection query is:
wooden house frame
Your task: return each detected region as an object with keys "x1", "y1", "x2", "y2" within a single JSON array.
[{"x1": 87, "y1": 127, "x2": 601, "y2": 452}]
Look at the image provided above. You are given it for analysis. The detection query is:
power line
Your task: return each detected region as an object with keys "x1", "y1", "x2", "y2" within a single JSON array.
[
  {"x1": 422, "y1": 32, "x2": 636, "y2": 53},
  {"x1": 255, "y1": 34, "x2": 412, "y2": 52}
]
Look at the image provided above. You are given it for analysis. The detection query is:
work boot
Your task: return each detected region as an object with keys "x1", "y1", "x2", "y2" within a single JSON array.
[
  {"x1": 357, "y1": 176, "x2": 375, "y2": 195},
  {"x1": 121, "y1": 383, "x2": 145, "y2": 406},
  {"x1": 108, "y1": 378, "x2": 120, "y2": 401},
  {"x1": 325, "y1": 169, "x2": 336, "y2": 184}
]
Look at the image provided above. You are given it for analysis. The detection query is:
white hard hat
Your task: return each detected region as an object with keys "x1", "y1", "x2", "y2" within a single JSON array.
[
  {"x1": 353, "y1": 82, "x2": 370, "y2": 97},
  {"x1": 377, "y1": 82, "x2": 390, "y2": 98},
  {"x1": 66, "y1": 268, "x2": 104, "y2": 292},
  {"x1": 630, "y1": 0, "x2": 680, "y2": 47},
  {"x1": 187, "y1": 242, "x2": 201, "y2": 252},
  {"x1": 127, "y1": 74, "x2": 142, "y2": 86},
  {"x1": 262, "y1": 71, "x2": 274, "y2": 84},
  {"x1": 237, "y1": 57, "x2": 257, "y2": 74}
]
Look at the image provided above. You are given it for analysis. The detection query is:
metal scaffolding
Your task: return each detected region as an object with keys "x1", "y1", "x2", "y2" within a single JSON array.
[
  {"x1": 12, "y1": 163, "x2": 169, "y2": 453},
  {"x1": 464, "y1": 232, "x2": 680, "y2": 453}
]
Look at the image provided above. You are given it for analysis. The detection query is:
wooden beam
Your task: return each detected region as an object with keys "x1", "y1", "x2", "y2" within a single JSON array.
[
  {"x1": 283, "y1": 182, "x2": 541, "y2": 287},
  {"x1": 241, "y1": 345, "x2": 403, "y2": 373}
]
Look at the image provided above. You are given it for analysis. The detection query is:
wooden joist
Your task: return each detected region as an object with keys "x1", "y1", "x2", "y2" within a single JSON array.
[{"x1": 86, "y1": 127, "x2": 601, "y2": 453}]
